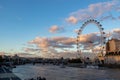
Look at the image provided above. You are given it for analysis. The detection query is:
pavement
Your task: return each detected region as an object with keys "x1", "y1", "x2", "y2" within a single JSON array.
[{"x1": 0, "y1": 66, "x2": 21, "y2": 80}]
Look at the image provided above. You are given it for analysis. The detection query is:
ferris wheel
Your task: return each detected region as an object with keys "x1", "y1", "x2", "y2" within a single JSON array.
[{"x1": 76, "y1": 19, "x2": 106, "y2": 58}]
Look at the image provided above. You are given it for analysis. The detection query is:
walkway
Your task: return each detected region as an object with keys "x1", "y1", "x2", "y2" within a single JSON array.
[{"x1": 0, "y1": 66, "x2": 21, "y2": 80}]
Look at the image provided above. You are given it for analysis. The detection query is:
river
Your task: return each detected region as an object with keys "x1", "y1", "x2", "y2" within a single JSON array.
[{"x1": 12, "y1": 64, "x2": 120, "y2": 80}]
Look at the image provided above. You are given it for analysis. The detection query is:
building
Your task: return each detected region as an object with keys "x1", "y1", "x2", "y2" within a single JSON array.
[
  {"x1": 105, "y1": 38, "x2": 120, "y2": 64},
  {"x1": 106, "y1": 38, "x2": 120, "y2": 53}
]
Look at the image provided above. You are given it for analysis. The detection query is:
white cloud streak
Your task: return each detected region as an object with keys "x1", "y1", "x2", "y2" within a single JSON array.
[
  {"x1": 66, "y1": 0, "x2": 118, "y2": 24},
  {"x1": 112, "y1": 28, "x2": 120, "y2": 40}
]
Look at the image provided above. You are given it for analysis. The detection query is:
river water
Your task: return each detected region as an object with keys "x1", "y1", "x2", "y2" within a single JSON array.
[{"x1": 12, "y1": 64, "x2": 120, "y2": 80}]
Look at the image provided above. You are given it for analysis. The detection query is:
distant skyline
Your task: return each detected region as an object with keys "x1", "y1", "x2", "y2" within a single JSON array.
[{"x1": 0, "y1": 0, "x2": 120, "y2": 58}]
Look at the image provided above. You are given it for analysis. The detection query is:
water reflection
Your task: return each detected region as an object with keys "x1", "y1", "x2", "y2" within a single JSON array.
[{"x1": 13, "y1": 64, "x2": 120, "y2": 80}]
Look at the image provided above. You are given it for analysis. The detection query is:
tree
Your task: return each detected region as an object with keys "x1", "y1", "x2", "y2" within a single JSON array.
[{"x1": 0, "y1": 55, "x2": 3, "y2": 63}]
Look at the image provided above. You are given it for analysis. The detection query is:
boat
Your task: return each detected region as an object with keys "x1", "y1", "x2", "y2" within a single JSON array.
[{"x1": 86, "y1": 65, "x2": 99, "y2": 69}]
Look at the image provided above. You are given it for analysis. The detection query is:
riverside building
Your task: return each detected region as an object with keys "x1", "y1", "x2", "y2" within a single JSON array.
[{"x1": 105, "y1": 38, "x2": 120, "y2": 64}]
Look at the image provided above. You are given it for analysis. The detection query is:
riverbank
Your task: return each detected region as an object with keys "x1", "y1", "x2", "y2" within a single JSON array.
[
  {"x1": 67, "y1": 63, "x2": 120, "y2": 69},
  {"x1": 98, "y1": 64, "x2": 120, "y2": 69},
  {"x1": 0, "y1": 66, "x2": 21, "y2": 80}
]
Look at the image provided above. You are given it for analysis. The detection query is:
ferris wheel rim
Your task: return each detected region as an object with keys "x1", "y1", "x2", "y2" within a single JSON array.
[{"x1": 76, "y1": 19, "x2": 106, "y2": 57}]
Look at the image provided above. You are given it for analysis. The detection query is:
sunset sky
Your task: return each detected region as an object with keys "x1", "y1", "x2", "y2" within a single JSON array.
[{"x1": 0, "y1": 0, "x2": 120, "y2": 58}]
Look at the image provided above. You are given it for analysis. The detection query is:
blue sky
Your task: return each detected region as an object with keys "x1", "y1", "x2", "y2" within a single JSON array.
[{"x1": 0, "y1": 0, "x2": 120, "y2": 58}]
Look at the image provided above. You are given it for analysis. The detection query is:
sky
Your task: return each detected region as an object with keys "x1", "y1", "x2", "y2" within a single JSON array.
[{"x1": 0, "y1": 0, "x2": 120, "y2": 58}]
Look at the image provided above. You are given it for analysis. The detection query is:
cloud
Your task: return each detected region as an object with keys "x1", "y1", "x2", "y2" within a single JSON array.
[
  {"x1": 66, "y1": 16, "x2": 78, "y2": 24},
  {"x1": 29, "y1": 36, "x2": 75, "y2": 49},
  {"x1": 24, "y1": 48, "x2": 41, "y2": 52},
  {"x1": 78, "y1": 33, "x2": 100, "y2": 44},
  {"x1": 57, "y1": 51, "x2": 77, "y2": 58},
  {"x1": 66, "y1": 0, "x2": 118, "y2": 24},
  {"x1": 113, "y1": 28, "x2": 120, "y2": 33},
  {"x1": 78, "y1": 28, "x2": 120, "y2": 45},
  {"x1": 100, "y1": 14, "x2": 116, "y2": 21},
  {"x1": 41, "y1": 50, "x2": 78, "y2": 59},
  {"x1": 28, "y1": 33, "x2": 103, "y2": 58},
  {"x1": 51, "y1": 36, "x2": 68, "y2": 42},
  {"x1": 28, "y1": 28, "x2": 120, "y2": 58},
  {"x1": 17, "y1": 53, "x2": 38, "y2": 57},
  {"x1": 104, "y1": 28, "x2": 120, "y2": 40},
  {"x1": 49, "y1": 25, "x2": 64, "y2": 33},
  {"x1": 29, "y1": 37, "x2": 50, "y2": 48},
  {"x1": 0, "y1": 52, "x2": 5, "y2": 55},
  {"x1": 51, "y1": 37, "x2": 75, "y2": 45},
  {"x1": 112, "y1": 28, "x2": 120, "y2": 39},
  {"x1": 0, "y1": 52, "x2": 13, "y2": 56},
  {"x1": 28, "y1": 36, "x2": 76, "y2": 58},
  {"x1": 74, "y1": 29, "x2": 79, "y2": 33}
]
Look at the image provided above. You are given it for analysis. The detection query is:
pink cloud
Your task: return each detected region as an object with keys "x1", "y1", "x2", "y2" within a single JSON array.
[
  {"x1": 49, "y1": 25, "x2": 64, "y2": 33},
  {"x1": 66, "y1": 16, "x2": 78, "y2": 24},
  {"x1": 29, "y1": 37, "x2": 74, "y2": 49},
  {"x1": 29, "y1": 37, "x2": 50, "y2": 48},
  {"x1": 78, "y1": 33, "x2": 100, "y2": 43},
  {"x1": 0, "y1": 52, "x2": 5, "y2": 55},
  {"x1": 28, "y1": 33, "x2": 102, "y2": 58}
]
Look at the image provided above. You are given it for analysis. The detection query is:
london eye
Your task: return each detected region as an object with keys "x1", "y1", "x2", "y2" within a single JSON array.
[{"x1": 76, "y1": 19, "x2": 106, "y2": 59}]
